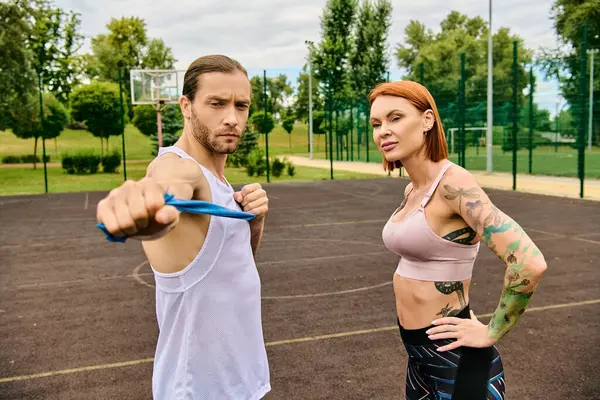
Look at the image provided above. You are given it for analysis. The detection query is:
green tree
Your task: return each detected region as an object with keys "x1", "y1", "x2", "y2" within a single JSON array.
[
  {"x1": 49, "y1": 10, "x2": 84, "y2": 104},
  {"x1": 85, "y1": 17, "x2": 176, "y2": 83},
  {"x1": 249, "y1": 112, "x2": 275, "y2": 135},
  {"x1": 132, "y1": 105, "x2": 158, "y2": 136},
  {"x1": 226, "y1": 130, "x2": 259, "y2": 168},
  {"x1": 348, "y1": 0, "x2": 392, "y2": 102},
  {"x1": 311, "y1": 0, "x2": 358, "y2": 106},
  {"x1": 132, "y1": 104, "x2": 183, "y2": 155},
  {"x1": 520, "y1": 103, "x2": 553, "y2": 132},
  {"x1": 282, "y1": 116, "x2": 295, "y2": 151},
  {"x1": 1, "y1": 0, "x2": 83, "y2": 127},
  {"x1": 541, "y1": 0, "x2": 600, "y2": 145},
  {"x1": 249, "y1": 76, "x2": 264, "y2": 117},
  {"x1": 85, "y1": 16, "x2": 147, "y2": 94},
  {"x1": 395, "y1": 11, "x2": 533, "y2": 129},
  {"x1": 0, "y1": 0, "x2": 35, "y2": 130},
  {"x1": 142, "y1": 38, "x2": 176, "y2": 69},
  {"x1": 84, "y1": 16, "x2": 176, "y2": 121},
  {"x1": 292, "y1": 66, "x2": 324, "y2": 123},
  {"x1": 86, "y1": 34, "x2": 120, "y2": 81},
  {"x1": 268, "y1": 74, "x2": 293, "y2": 117},
  {"x1": 70, "y1": 81, "x2": 126, "y2": 156},
  {"x1": 26, "y1": 0, "x2": 84, "y2": 104},
  {"x1": 10, "y1": 91, "x2": 68, "y2": 169},
  {"x1": 554, "y1": 108, "x2": 576, "y2": 133},
  {"x1": 106, "y1": 16, "x2": 148, "y2": 69},
  {"x1": 248, "y1": 75, "x2": 292, "y2": 118}
]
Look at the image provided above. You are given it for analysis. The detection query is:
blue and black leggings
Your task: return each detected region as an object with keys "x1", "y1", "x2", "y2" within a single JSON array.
[{"x1": 397, "y1": 306, "x2": 505, "y2": 400}]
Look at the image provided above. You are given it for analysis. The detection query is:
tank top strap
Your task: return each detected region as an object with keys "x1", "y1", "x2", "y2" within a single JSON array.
[
  {"x1": 157, "y1": 146, "x2": 233, "y2": 190},
  {"x1": 420, "y1": 161, "x2": 454, "y2": 207},
  {"x1": 158, "y1": 145, "x2": 201, "y2": 166}
]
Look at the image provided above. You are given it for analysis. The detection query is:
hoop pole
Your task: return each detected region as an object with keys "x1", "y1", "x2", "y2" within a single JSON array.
[
  {"x1": 157, "y1": 102, "x2": 163, "y2": 150},
  {"x1": 118, "y1": 68, "x2": 127, "y2": 181},
  {"x1": 487, "y1": 0, "x2": 493, "y2": 173},
  {"x1": 37, "y1": 70, "x2": 48, "y2": 193}
]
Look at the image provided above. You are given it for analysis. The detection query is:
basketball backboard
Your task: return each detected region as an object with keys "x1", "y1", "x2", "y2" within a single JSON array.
[{"x1": 130, "y1": 69, "x2": 185, "y2": 105}]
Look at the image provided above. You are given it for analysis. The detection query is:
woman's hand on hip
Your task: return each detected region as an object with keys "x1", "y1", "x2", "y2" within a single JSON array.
[{"x1": 426, "y1": 310, "x2": 497, "y2": 352}]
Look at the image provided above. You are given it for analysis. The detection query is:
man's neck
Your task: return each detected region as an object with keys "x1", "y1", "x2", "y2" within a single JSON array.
[{"x1": 175, "y1": 132, "x2": 228, "y2": 183}]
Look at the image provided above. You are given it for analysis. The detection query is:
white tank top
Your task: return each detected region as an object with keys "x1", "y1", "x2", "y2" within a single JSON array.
[{"x1": 150, "y1": 146, "x2": 270, "y2": 400}]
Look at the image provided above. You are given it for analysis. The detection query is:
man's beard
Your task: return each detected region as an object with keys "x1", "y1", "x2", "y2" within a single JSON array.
[{"x1": 190, "y1": 109, "x2": 240, "y2": 155}]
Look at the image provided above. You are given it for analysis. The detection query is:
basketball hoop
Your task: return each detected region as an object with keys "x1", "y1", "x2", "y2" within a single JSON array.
[{"x1": 130, "y1": 69, "x2": 185, "y2": 149}]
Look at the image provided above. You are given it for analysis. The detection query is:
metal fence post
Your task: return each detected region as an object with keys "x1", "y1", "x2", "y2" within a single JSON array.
[{"x1": 512, "y1": 41, "x2": 518, "y2": 190}]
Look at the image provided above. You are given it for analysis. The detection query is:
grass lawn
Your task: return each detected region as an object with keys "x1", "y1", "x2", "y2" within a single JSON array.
[
  {"x1": 0, "y1": 123, "x2": 316, "y2": 163},
  {"x1": 0, "y1": 163, "x2": 382, "y2": 196},
  {"x1": 3, "y1": 123, "x2": 598, "y2": 185},
  {"x1": 449, "y1": 147, "x2": 600, "y2": 179},
  {"x1": 1, "y1": 125, "x2": 154, "y2": 162},
  {"x1": 309, "y1": 142, "x2": 600, "y2": 179}
]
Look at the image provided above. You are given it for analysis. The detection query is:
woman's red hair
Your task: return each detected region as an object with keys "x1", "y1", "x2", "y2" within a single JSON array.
[{"x1": 369, "y1": 80, "x2": 448, "y2": 172}]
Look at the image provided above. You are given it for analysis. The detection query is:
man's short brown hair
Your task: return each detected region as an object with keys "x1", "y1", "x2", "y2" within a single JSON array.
[{"x1": 182, "y1": 55, "x2": 248, "y2": 102}]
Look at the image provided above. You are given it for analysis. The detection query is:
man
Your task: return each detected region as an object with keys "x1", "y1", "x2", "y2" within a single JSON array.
[{"x1": 96, "y1": 55, "x2": 270, "y2": 400}]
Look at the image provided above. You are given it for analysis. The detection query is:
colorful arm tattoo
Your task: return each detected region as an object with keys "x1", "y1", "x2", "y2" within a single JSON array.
[{"x1": 443, "y1": 183, "x2": 547, "y2": 341}]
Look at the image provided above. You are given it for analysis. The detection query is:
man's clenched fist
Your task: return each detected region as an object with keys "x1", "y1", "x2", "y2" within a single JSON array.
[
  {"x1": 96, "y1": 178, "x2": 179, "y2": 240},
  {"x1": 233, "y1": 183, "x2": 268, "y2": 220}
]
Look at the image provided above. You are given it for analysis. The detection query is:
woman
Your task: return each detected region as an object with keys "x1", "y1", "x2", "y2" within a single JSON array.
[{"x1": 369, "y1": 80, "x2": 547, "y2": 399}]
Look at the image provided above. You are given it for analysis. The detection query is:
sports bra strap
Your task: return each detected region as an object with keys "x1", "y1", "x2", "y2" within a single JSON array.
[{"x1": 420, "y1": 161, "x2": 454, "y2": 207}]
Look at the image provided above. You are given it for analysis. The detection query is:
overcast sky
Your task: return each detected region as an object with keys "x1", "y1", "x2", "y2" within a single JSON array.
[{"x1": 55, "y1": 0, "x2": 562, "y2": 112}]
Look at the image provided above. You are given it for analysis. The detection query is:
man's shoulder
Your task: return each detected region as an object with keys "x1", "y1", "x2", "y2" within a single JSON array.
[
  {"x1": 145, "y1": 153, "x2": 210, "y2": 198},
  {"x1": 146, "y1": 153, "x2": 203, "y2": 180}
]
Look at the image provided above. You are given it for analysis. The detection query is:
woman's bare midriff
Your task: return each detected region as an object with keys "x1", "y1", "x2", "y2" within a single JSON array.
[{"x1": 393, "y1": 273, "x2": 471, "y2": 329}]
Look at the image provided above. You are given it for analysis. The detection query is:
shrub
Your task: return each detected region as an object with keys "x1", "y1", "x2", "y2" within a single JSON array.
[
  {"x1": 21, "y1": 154, "x2": 50, "y2": 163},
  {"x1": 226, "y1": 130, "x2": 259, "y2": 168},
  {"x1": 62, "y1": 152, "x2": 101, "y2": 174},
  {"x1": 2, "y1": 155, "x2": 50, "y2": 163},
  {"x1": 2, "y1": 155, "x2": 21, "y2": 164},
  {"x1": 286, "y1": 161, "x2": 296, "y2": 177},
  {"x1": 245, "y1": 149, "x2": 266, "y2": 177},
  {"x1": 102, "y1": 151, "x2": 122, "y2": 173},
  {"x1": 271, "y1": 157, "x2": 285, "y2": 177}
]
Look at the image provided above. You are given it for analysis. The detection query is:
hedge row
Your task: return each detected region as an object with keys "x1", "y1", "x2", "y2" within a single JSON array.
[
  {"x1": 2, "y1": 154, "x2": 51, "y2": 164},
  {"x1": 61, "y1": 152, "x2": 121, "y2": 174}
]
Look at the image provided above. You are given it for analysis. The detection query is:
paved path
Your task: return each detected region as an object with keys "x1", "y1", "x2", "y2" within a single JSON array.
[{"x1": 285, "y1": 156, "x2": 600, "y2": 202}]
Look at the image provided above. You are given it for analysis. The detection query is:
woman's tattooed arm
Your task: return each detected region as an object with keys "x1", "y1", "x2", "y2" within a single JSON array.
[{"x1": 440, "y1": 169, "x2": 548, "y2": 342}]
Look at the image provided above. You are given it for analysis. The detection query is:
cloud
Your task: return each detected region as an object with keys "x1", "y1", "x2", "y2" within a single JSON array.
[
  {"x1": 54, "y1": 0, "x2": 560, "y2": 111},
  {"x1": 56, "y1": 0, "x2": 557, "y2": 68}
]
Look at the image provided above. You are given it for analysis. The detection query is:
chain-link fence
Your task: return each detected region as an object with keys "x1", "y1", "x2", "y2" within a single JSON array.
[{"x1": 250, "y1": 25, "x2": 597, "y2": 198}]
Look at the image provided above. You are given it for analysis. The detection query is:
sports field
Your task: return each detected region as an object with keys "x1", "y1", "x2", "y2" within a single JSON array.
[{"x1": 1, "y1": 177, "x2": 598, "y2": 399}]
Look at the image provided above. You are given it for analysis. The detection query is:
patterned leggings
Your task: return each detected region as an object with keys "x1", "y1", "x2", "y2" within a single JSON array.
[{"x1": 398, "y1": 306, "x2": 505, "y2": 400}]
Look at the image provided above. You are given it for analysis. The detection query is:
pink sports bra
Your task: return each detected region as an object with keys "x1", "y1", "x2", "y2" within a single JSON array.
[{"x1": 382, "y1": 161, "x2": 480, "y2": 282}]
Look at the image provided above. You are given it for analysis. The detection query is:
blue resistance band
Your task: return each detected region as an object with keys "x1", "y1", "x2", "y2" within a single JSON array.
[{"x1": 96, "y1": 193, "x2": 256, "y2": 243}]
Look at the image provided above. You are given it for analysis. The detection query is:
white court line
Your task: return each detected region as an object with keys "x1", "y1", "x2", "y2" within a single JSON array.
[
  {"x1": 525, "y1": 227, "x2": 564, "y2": 237},
  {"x1": 0, "y1": 298, "x2": 597, "y2": 384},
  {"x1": 84, "y1": 193, "x2": 89, "y2": 210},
  {"x1": 258, "y1": 251, "x2": 389, "y2": 266},
  {"x1": 5, "y1": 226, "x2": 599, "y2": 289},
  {"x1": 573, "y1": 237, "x2": 600, "y2": 245},
  {"x1": 3, "y1": 246, "x2": 389, "y2": 290},
  {"x1": 132, "y1": 261, "x2": 154, "y2": 289}
]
